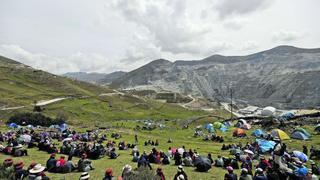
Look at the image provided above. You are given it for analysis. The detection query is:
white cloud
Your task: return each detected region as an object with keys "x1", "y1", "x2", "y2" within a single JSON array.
[
  {"x1": 272, "y1": 29, "x2": 304, "y2": 42},
  {"x1": 214, "y1": 0, "x2": 272, "y2": 19},
  {"x1": 240, "y1": 41, "x2": 259, "y2": 51},
  {"x1": 0, "y1": 44, "x2": 132, "y2": 74}
]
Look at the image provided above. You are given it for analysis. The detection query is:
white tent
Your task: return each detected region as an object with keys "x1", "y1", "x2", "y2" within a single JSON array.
[{"x1": 261, "y1": 106, "x2": 276, "y2": 116}]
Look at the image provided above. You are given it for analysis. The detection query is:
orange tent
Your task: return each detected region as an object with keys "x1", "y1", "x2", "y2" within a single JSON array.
[{"x1": 233, "y1": 128, "x2": 246, "y2": 137}]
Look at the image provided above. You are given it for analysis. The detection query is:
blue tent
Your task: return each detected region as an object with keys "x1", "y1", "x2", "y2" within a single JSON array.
[
  {"x1": 256, "y1": 139, "x2": 276, "y2": 153},
  {"x1": 220, "y1": 124, "x2": 228, "y2": 132},
  {"x1": 204, "y1": 123, "x2": 213, "y2": 130},
  {"x1": 223, "y1": 121, "x2": 232, "y2": 127},
  {"x1": 8, "y1": 123, "x2": 18, "y2": 128},
  {"x1": 251, "y1": 129, "x2": 265, "y2": 137},
  {"x1": 291, "y1": 131, "x2": 309, "y2": 140},
  {"x1": 280, "y1": 111, "x2": 295, "y2": 120},
  {"x1": 293, "y1": 151, "x2": 308, "y2": 162},
  {"x1": 208, "y1": 126, "x2": 215, "y2": 133}
]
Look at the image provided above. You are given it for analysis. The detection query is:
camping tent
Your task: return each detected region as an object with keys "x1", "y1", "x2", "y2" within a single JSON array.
[
  {"x1": 252, "y1": 129, "x2": 265, "y2": 137},
  {"x1": 224, "y1": 121, "x2": 232, "y2": 127},
  {"x1": 204, "y1": 123, "x2": 213, "y2": 130},
  {"x1": 291, "y1": 131, "x2": 309, "y2": 140},
  {"x1": 208, "y1": 126, "x2": 215, "y2": 133},
  {"x1": 315, "y1": 124, "x2": 320, "y2": 132},
  {"x1": 241, "y1": 123, "x2": 252, "y2": 130},
  {"x1": 213, "y1": 122, "x2": 223, "y2": 129},
  {"x1": 194, "y1": 156, "x2": 212, "y2": 172},
  {"x1": 8, "y1": 123, "x2": 18, "y2": 128},
  {"x1": 294, "y1": 127, "x2": 311, "y2": 137},
  {"x1": 280, "y1": 111, "x2": 295, "y2": 120},
  {"x1": 256, "y1": 139, "x2": 276, "y2": 153},
  {"x1": 261, "y1": 106, "x2": 276, "y2": 116},
  {"x1": 233, "y1": 128, "x2": 246, "y2": 137},
  {"x1": 220, "y1": 124, "x2": 228, "y2": 132},
  {"x1": 271, "y1": 129, "x2": 290, "y2": 140}
]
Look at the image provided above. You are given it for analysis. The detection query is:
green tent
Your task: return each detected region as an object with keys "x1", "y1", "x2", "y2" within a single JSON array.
[
  {"x1": 294, "y1": 127, "x2": 311, "y2": 137},
  {"x1": 213, "y1": 122, "x2": 223, "y2": 129}
]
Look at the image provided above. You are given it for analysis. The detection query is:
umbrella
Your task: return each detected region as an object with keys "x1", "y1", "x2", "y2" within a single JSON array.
[
  {"x1": 20, "y1": 134, "x2": 31, "y2": 143},
  {"x1": 177, "y1": 148, "x2": 185, "y2": 155},
  {"x1": 194, "y1": 156, "x2": 212, "y2": 172},
  {"x1": 293, "y1": 151, "x2": 308, "y2": 162},
  {"x1": 62, "y1": 137, "x2": 73, "y2": 142},
  {"x1": 244, "y1": 149, "x2": 254, "y2": 155}
]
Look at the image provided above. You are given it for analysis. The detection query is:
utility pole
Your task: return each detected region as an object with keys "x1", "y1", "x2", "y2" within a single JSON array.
[{"x1": 230, "y1": 88, "x2": 233, "y2": 120}]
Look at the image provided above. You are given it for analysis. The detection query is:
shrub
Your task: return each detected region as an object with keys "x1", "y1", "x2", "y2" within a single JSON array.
[{"x1": 8, "y1": 112, "x2": 65, "y2": 127}]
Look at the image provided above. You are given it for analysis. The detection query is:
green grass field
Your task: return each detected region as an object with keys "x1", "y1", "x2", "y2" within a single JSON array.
[{"x1": 1, "y1": 120, "x2": 319, "y2": 180}]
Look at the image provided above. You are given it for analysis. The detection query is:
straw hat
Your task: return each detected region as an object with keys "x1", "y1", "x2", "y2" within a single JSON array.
[
  {"x1": 29, "y1": 164, "x2": 45, "y2": 174},
  {"x1": 79, "y1": 172, "x2": 90, "y2": 180}
]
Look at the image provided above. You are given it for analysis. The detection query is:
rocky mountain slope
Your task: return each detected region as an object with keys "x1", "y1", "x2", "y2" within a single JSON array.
[
  {"x1": 111, "y1": 46, "x2": 320, "y2": 109},
  {"x1": 63, "y1": 71, "x2": 126, "y2": 85}
]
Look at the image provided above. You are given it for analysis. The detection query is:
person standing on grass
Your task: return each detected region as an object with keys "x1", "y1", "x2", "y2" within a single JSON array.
[
  {"x1": 154, "y1": 167, "x2": 165, "y2": 180},
  {"x1": 134, "y1": 134, "x2": 138, "y2": 144},
  {"x1": 173, "y1": 165, "x2": 188, "y2": 180}
]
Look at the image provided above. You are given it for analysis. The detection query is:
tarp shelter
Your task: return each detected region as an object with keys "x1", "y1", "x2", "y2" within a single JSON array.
[
  {"x1": 8, "y1": 123, "x2": 18, "y2": 128},
  {"x1": 19, "y1": 134, "x2": 31, "y2": 143},
  {"x1": 261, "y1": 106, "x2": 276, "y2": 116},
  {"x1": 233, "y1": 128, "x2": 246, "y2": 137},
  {"x1": 293, "y1": 151, "x2": 308, "y2": 162},
  {"x1": 256, "y1": 139, "x2": 276, "y2": 153},
  {"x1": 315, "y1": 124, "x2": 320, "y2": 132},
  {"x1": 294, "y1": 128, "x2": 311, "y2": 137},
  {"x1": 271, "y1": 129, "x2": 290, "y2": 140},
  {"x1": 252, "y1": 129, "x2": 265, "y2": 137},
  {"x1": 194, "y1": 156, "x2": 212, "y2": 172}
]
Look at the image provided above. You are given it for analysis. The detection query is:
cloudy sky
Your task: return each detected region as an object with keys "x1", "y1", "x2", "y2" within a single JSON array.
[{"x1": 0, "y1": 0, "x2": 319, "y2": 74}]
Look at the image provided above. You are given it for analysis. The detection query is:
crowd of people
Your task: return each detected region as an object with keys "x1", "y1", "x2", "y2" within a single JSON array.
[{"x1": 0, "y1": 124, "x2": 320, "y2": 179}]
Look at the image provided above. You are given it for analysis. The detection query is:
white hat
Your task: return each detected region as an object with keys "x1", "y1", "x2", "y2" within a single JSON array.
[
  {"x1": 14, "y1": 144, "x2": 23, "y2": 149},
  {"x1": 177, "y1": 174, "x2": 185, "y2": 180},
  {"x1": 177, "y1": 165, "x2": 183, "y2": 172},
  {"x1": 79, "y1": 172, "x2": 90, "y2": 180},
  {"x1": 29, "y1": 164, "x2": 45, "y2": 174}
]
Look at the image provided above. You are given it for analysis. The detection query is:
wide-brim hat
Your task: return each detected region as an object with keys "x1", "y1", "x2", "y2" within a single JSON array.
[
  {"x1": 14, "y1": 161, "x2": 24, "y2": 170},
  {"x1": 14, "y1": 144, "x2": 23, "y2": 149},
  {"x1": 29, "y1": 164, "x2": 45, "y2": 174},
  {"x1": 105, "y1": 168, "x2": 113, "y2": 176},
  {"x1": 79, "y1": 172, "x2": 90, "y2": 180},
  {"x1": 3, "y1": 158, "x2": 13, "y2": 166}
]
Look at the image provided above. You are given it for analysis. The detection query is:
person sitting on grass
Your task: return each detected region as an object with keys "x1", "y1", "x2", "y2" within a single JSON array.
[
  {"x1": 214, "y1": 155, "x2": 224, "y2": 167},
  {"x1": 253, "y1": 168, "x2": 267, "y2": 180},
  {"x1": 121, "y1": 164, "x2": 133, "y2": 178},
  {"x1": 46, "y1": 153, "x2": 57, "y2": 173},
  {"x1": 28, "y1": 164, "x2": 49, "y2": 180},
  {"x1": 103, "y1": 168, "x2": 115, "y2": 180},
  {"x1": 224, "y1": 166, "x2": 237, "y2": 180},
  {"x1": 239, "y1": 168, "x2": 252, "y2": 180},
  {"x1": 64, "y1": 156, "x2": 76, "y2": 173},
  {"x1": 78, "y1": 153, "x2": 94, "y2": 172},
  {"x1": 56, "y1": 155, "x2": 66, "y2": 173},
  {"x1": 14, "y1": 161, "x2": 28, "y2": 179},
  {"x1": 173, "y1": 165, "x2": 188, "y2": 180},
  {"x1": 109, "y1": 148, "x2": 119, "y2": 159}
]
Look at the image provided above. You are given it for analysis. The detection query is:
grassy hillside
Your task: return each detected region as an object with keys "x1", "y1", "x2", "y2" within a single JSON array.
[{"x1": 0, "y1": 55, "x2": 214, "y2": 125}]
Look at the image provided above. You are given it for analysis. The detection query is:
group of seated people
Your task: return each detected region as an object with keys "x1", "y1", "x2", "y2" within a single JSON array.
[
  {"x1": 46, "y1": 153, "x2": 94, "y2": 173},
  {"x1": 144, "y1": 139, "x2": 159, "y2": 146},
  {"x1": 203, "y1": 134, "x2": 224, "y2": 142}
]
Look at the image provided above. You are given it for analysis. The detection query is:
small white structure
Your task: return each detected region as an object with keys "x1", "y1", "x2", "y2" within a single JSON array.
[{"x1": 261, "y1": 106, "x2": 276, "y2": 116}]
